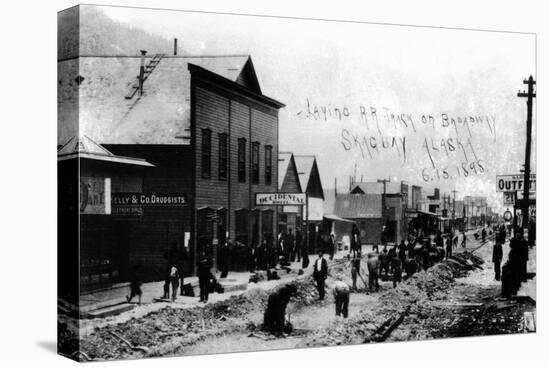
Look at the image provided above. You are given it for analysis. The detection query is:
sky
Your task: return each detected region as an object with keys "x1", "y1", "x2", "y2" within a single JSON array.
[{"x1": 98, "y1": 5, "x2": 536, "y2": 211}]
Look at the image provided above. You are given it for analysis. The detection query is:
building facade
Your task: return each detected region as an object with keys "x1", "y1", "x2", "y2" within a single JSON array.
[{"x1": 58, "y1": 39, "x2": 284, "y2": 288}]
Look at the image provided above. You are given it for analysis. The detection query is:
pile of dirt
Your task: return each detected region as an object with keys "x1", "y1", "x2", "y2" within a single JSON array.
[
  {"x1": 300, "y1": 259, "x2": 477, "y2": 347},
  {"x1": 79, "y1": 271, "x2": 327, "y2": 360},
  {"x1": 79, "y1": 291, "x2": 269, "y2": 360}
]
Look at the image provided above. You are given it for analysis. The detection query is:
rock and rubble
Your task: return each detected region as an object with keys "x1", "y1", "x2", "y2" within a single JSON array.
[{"x1": 74, "y1": 246, "x2": 534, "y2": 361}]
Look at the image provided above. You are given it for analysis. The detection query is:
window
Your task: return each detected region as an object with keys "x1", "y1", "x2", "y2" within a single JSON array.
[
  {"x1": 201, "y1": 129, "x2": 211, "y2": 178},
  {"x1": 251, "y1": 142, "x2": 260, "y2": 184},
  {"x1": 218, "y1": 133, "x2": 228, "y2": 180},
  {"x1": 238, "y1": 138, "x2": 246, "y2": 182},
  {"x1": 265, "y1": 145, "x2": 272, "y2": 186}
]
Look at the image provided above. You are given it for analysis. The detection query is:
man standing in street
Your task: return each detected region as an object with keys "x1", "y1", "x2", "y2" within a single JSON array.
[
  {"x1": 502, "y1": 232, "x2": 523, "y2": 297},
  {"x1": 162, "y1": 241, "x2": 179, "y2": 299},
  {"x1": 461, "y1": 231, "x2": 467, "y2": 248},
  {"x1": 328, "y1": 233, "x2": 336, "y2": 260},
  {"x1": 350, "y1": 255, "x2": 361, "y2": 290},
  {"x1": 378, "y1": 246, "x2": 389, "y2": 280},
  {"x1": 295, "y1": 228, "x2": 303, "y2": 262},
  {"x1": 218, "y1": 240, "x2": 231, "y2": 279},
  {"x1": 492, "y1": 239, "x2": 503, "y2": 281},
  {"x1": 313, "y1": 250, "x2": 328, "y2": 300},
  {"x1": 391, "y1": 254, "x2": 402, "y2": 288},
  {"x1": 285, "y1": 228, "x2": 295, "y2": 262},
  {"x1": 301, "y1": 237, "x2": 310, "y2": 269},
  {"x1": 367, "y1": 252, "x2": 380, "y2": 292},
  {"x1": 445, "y1": 235, "x2": 453, "y2": 259},
  {"x1": 197, "y1": 253, "x2": 215, "y2": 303},
  {"x1": 176, "y1": 243, "x2": 188, "y2": 296}
]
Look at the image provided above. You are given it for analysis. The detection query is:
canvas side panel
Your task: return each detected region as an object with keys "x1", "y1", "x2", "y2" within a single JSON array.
[{"x1": 57, "y1": 5, "x2": 81, "y2": 362}]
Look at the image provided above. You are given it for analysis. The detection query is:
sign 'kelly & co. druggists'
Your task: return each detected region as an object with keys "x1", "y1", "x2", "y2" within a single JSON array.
[
  {"x1": 112, "y1": 193, "x2": 187, "y2": 206},
  {"x1": 111, "y1": 193, "x2": 187, "y2": 217}
]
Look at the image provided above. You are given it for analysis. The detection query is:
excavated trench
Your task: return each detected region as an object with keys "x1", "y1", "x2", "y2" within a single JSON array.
[{"x1": 71, "y1": 251, "x2": 531, "y2": 361}]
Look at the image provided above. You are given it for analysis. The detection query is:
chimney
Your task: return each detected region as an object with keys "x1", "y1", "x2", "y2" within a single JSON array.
[
  {"x1": 173, "y1": 38, "x2": 178, "y2": 56},
  {"x1": 139, "y1": 50, "x2": 147, "y2": 96}
]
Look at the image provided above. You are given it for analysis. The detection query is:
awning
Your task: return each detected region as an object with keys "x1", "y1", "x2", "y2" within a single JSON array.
[
  {"x1": 58, "y1": 152, "x2": 155, "y2": 167},
  {"x1": 416, "y1": 210, "x2": 441, "y2": 218},
  {"x1": 323, "y1": 214, "x2": 356, "y2": 223}
]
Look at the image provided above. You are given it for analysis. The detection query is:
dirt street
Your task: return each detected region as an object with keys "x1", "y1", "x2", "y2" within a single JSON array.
[{"x1": 69, "y1": 234, "x2": 536, "y2": 361}]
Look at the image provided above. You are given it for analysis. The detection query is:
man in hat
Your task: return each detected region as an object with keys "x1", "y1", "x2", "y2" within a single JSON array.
[{"x1": 312, "y1": 250, "x2": 328, "y2": 300}]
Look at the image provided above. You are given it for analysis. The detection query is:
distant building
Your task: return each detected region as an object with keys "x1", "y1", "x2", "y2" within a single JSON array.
[
  {"x1": 277, "y1": 153, "x2": 325, "y2": 252},
  {"x1": 294, "y1": 155, "x2": 325, "y2": 251},
  {"x1": 333, "y1": 193, "x2": 382, "y2": 246},
  {"x1": 464, "y1": 196, "x2": 488, "y2": 228},
  {"x1": 277, "y1": 152, "x2": 303, "y2": 237},
  {"x1": 350, "y1": 181, "x2": 409, "y2": 245}
]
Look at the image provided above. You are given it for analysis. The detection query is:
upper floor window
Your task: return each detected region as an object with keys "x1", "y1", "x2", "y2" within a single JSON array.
[
  {"x1": 265, "y1": 145, "x2": 272, "y2": 186},
  {"x1": 201, "y1": 129, "x2": 212, "y2": 178},
  {"x1": 218, "y1": 133, "x2": 228, "y2": 180},
  {"x1": 251, "y1": 142, "x2": 260, "y2": 184},
  {"x1": 238, "y1": 138, "x2": 246, "y2": 182}
]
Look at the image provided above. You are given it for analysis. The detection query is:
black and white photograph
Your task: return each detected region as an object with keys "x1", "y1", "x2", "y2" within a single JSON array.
[{"x1": 54, "y1": 2, "x2": 539, "y2": 363}]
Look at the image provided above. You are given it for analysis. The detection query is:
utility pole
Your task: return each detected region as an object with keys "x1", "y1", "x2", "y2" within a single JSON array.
[
  {"x1": 378, "y1": 178, "x2": 390, "y2": 244},
  {"x1": 517, "y1": 75, "x2": 536, "y2": 230},
  {"x1": 451, "y1": 190, "x2": 457, "y2": 233}
]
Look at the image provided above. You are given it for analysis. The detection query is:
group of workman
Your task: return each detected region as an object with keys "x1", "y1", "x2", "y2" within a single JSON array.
[
  {"x1": 127, "y1": 223, "x2": 530, "y2": 333},
  {"x1": 126, "y1": 241, "x2": 217, "y2": 305},
  {"x1": 308, "y1": 230, "x2": 469, "y2": 321}
]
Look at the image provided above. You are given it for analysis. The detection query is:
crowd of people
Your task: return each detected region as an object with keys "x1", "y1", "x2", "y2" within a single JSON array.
[{"x1": 125, "y1": 221, "x2": 532, "y2": 323}]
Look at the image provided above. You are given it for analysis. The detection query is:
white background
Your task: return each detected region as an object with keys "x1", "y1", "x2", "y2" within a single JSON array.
[{"x1": 0, "y1": 0, "x2": 547, "y2": 366}]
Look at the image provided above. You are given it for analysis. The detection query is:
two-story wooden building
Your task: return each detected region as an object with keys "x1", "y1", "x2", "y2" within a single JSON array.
[{"x1": 58, "y1": 39, "x2": 284, "y2": 287}]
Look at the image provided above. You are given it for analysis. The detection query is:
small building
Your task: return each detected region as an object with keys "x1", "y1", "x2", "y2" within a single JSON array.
[
  {"x1": 350, "y1": 181, "x2": 409, "y2": 245},
  {"x1": 58, "y1": 135, "x2": 155, "y2": 292},
  {"x1": 332, "y1": 193, "x2": 382, "y2": 246},
  {"x1": 277, "y1": 152, "x2": 304, "y2": 237},
  {"x1": 294, "y1": 155, "x2": 325, "y2": 252}
]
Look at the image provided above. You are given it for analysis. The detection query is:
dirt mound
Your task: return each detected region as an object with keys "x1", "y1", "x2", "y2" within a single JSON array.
[
  {"x1": 301, "y1": 259, "x2": 477, "y2": 347},
  {"x1": 79, "y1": 272, "x2": 327, "y2": 360}
]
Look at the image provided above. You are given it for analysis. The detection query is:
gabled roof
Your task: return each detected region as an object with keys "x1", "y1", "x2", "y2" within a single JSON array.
[
  {"x1": 58, "y1": 54, "x2": 280, "y2": 146},
  {"x1": 278, "y1": 152, "x2": 292, "y2": 190},
  {"x1": 278, "y1": 152, "x2": 302, "y2": 192},
  {"x1": 333, "y1": 193, "x2": 382, "y2": 219},
  {"x1": 57, "y1": 135, "x2": 154, "y2": 167},
  {"x1": 294, "y1": 155, "x2": 324, "y2": 200},
  {"x1": 58, "y1": 134, "x2": 111, "y2": 156}
]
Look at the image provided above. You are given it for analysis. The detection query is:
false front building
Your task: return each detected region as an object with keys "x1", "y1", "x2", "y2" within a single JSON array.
[{"x1": 58, "y1": 45, "x2": 285, "y2": 290}]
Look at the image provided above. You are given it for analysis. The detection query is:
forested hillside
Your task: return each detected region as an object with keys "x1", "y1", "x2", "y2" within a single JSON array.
[{"x1": 58, "y1": 6, "x2": 175, "y2": 59}]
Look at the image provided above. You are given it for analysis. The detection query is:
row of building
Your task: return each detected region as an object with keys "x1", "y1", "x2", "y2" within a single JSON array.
[
  {"x1": 321, "y1": 180, "x2": 497, "y2": 249},
  {"x1": 58, "y1": 11, "x2": 334, "y2": 294},
  {"x1": 57, "y1": 9, "x2": 496, "y2": 295}
]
